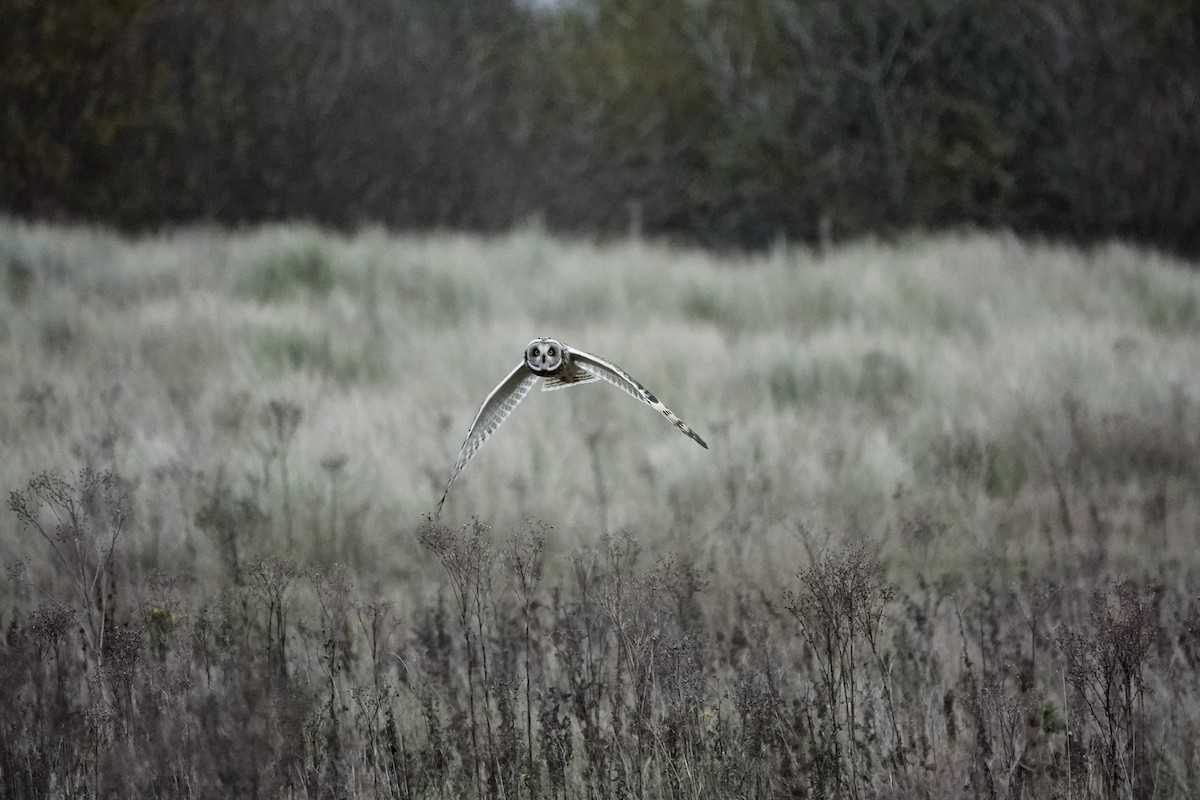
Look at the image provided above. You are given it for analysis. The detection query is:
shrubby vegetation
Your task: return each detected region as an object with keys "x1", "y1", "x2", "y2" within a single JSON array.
[
  {"x1": 2, "y1": 0, "x2": 1198, "y2": 254},
  {"x1": 5, "y1": 496, "x2": 1199, "y2": 798},
  {"x1": 1, "y1": 221, "x2": 1200, "y2": 796}
]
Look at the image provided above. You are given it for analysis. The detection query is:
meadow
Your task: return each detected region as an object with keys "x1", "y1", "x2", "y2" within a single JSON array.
[{"x1": 1, "y1": 217, "x2": 1199, "y2": 798}]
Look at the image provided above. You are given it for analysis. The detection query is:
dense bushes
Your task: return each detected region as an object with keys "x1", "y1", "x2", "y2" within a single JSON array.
[{"x1": 2, "y1": 0, "x2": 1197, "y2": 253}]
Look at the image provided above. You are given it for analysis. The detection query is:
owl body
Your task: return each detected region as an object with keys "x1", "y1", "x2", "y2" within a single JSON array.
[{"x1": 435, "y1": 337, "x2": 706, "y2": 514}]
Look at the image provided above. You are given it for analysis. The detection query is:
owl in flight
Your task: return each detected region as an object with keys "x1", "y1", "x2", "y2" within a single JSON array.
[{"x1": 436, "y1": 337, "x2": 707, "y2": 515}]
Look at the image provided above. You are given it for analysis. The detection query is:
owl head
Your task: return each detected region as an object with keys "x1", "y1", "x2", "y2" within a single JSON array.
[{"x1": 525, "y1": 337, "x2": 565, "y2": 375}]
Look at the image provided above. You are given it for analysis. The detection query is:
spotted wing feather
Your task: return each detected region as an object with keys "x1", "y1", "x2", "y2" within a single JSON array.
[
  {"x1": 437, "y1": 362, "x2": 538, "y2": 515},
  {"x1": 569, "y1": 347, "x2": 708, "y2": 449}
]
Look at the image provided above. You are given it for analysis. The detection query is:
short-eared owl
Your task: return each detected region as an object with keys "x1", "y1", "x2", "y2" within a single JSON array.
[{"x1": 436, "y1": 337, "x2": 707, "y2": 514}]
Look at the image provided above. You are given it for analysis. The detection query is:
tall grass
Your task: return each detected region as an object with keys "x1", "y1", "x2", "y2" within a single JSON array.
[{"x1": 1, "y1": 218, "x2": 1199, "y2": 796}]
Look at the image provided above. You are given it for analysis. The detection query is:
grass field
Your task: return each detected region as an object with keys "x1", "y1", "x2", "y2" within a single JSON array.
[{"x1": 1, "y1": 217, "x2": 1199, "y2": 798}]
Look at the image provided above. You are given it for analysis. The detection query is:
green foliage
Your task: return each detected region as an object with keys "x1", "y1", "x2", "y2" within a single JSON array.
[
  {"x1": 681, "y1": 288, "x2": 730, "y2": 326},
  {"x1": 1147, "y1": 291, "x2": 1200, "y2": 333},
  {"x1": 1125, "y1": 272, "x2": 1200, "y2": 334},
  {"x1": 254, "y1": 328, "x2": 334, "y2": 374},
  {"x1": 855, "y1": 350, "x2": 914, "y2": 412},
  {"x1": 768, "y1": 350, "x2": 914, "y2": 412},
  {"x1": 145, "y1": 605, "x2": 177, "y2": 660},
  {"x1": 38, "y1": 316, "x2": 76, "y2": 356},
  {"x1": 925, "y1": 431, "x2": 1029, "y2": 499},
  {"x1": 768, "y1": 360, "x2": 825, "y2": 408},
  {"x1": 239, "y1": 240, "x2": 335, "y2": 302},
  {"x1": 1037, "y1": 700, "x2": 1067, "y2": 735},
  {"x1": 5, "y1": 255, "x2": 34, "y2": 306},
  {"x1": 252, "y1": 327, "x2": 381, "y2": 383}
]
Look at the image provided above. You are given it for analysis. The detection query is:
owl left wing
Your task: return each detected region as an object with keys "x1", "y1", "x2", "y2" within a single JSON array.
[
  {"x1": 437, "y1": 361, "x2": 539, "y2": 515},
  {"x1": 568, "y1": 347, "x2": 708, "y2": 449}
]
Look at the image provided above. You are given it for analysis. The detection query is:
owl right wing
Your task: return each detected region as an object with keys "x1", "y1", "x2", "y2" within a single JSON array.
[
  {"x1": 569, "y1": 347, "x2": 709, "y2": 449},
  {"x1": 436, "y1": 362, "x2": 539, "y2": 515}
]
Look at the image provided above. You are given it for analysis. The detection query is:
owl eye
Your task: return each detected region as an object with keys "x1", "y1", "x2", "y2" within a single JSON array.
[
  {"x1": 532, "y1": 348, "x2": 541, "y2": 357},
  {"x1": 547, "y1": 348, "x2": 556, "y2": 358}
]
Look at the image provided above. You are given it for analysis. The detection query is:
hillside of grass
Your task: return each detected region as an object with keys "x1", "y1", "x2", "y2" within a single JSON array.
[{"x1": 1, "y1": 219, "x2": 1199, "y2": 797}]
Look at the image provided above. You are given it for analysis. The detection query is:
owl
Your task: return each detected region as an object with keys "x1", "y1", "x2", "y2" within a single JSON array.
[{"x1": 436, "y1": 337, "x2": 707, "y2": 514}]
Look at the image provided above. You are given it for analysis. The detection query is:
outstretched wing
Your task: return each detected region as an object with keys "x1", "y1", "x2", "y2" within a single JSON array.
[
  {"x1": 437, "y1": 362, "x2": 538, "y2": 515},
  {"x1": 568, "y1": 347, "x2": 708, "y2": 449}
]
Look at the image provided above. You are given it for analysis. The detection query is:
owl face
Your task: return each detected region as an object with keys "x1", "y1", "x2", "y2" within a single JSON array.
[{"x1": 524, "y1": 337, "x2": 565, "y2": 375}]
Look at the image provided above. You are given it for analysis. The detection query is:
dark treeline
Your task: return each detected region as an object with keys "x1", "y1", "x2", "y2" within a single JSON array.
[{"x1": 2, "y1": 0, "x2": 1198, "y2": 253}]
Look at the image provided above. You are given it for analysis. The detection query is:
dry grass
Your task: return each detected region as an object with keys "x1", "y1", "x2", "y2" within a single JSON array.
[{"x1": 2, "y1": 218, "x2": 1199, "y2": 797}]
